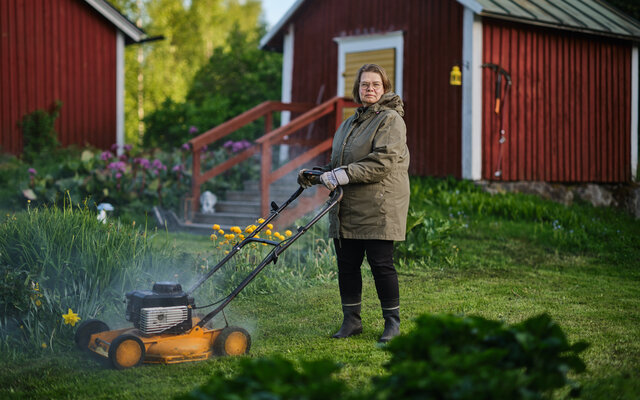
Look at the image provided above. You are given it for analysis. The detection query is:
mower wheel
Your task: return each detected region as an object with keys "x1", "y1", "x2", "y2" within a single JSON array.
[
  {"x1": 213, "y1": 326, "x2": 251, "y2": 356},
  {"x1": 108, "y1": 334, "x2": 146, "y2": 369},
  {"x1": 75, "y1": 319, "x2": 110, "y2": 351}
]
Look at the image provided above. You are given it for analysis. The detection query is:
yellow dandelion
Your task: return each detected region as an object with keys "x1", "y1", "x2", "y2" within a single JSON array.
[
  {"x1": 228, "y1": 234, "x2": 235, "y2": 240},
  {"x1": 231, "y1": 226, "x2": 241, "y2": 234},
  {"x1": 41, "y1": 343, "x2": 47, "y2": 349},
  {"x1": 62, "y1": 308, "x2": 81, "y2": 327},
  {"x1": 210, "y1": 234, "x2": 217, "y2": 241},
  {"x1": 224, "y1": 250, "x2": 230, "y2": 255},
  {"x1": 245, "y1": 226, "x2": 254, "y2": 233},
  {"x1": 266, "y1": 229, "x2": 272, "y2": 236},
  {"x1": 212, "y1": 224, "x2": 220, "y2": 231},
  {"x1": 218, "y1": 229, "x2": 225, "y2": 235},
  {"x1": 255, "y1": 234, "x2": 260, "y2": 239},
  {"x1": 257, "y1": 218, "x2": 265, "y2": 223},
  {"x1": 285, "y1": 230, "x2": 293, "y2": 237},
  {"x1": 238, "y1": 234, "x2": 245, "y2": 240},
  {"x1": 35, "y1": 299, "x2": 42, "y2": 307},
  {"x1": 267, "y1": 223, "x2": 273, "y2": 230}
]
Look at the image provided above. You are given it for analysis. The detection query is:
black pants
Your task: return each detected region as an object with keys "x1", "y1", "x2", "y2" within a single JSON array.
[{"x1": 333, "y1": 238, "x2": 399, "y2": 310}]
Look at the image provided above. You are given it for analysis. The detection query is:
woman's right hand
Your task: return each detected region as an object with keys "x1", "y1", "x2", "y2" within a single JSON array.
[{"x1": 297, "y1": 169, "x2": 316, "y2": 188}]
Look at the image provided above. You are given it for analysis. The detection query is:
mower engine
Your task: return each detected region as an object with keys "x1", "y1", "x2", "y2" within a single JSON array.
[{"x1": 125, "y1": 282, "x2": 195, "y2": 335}]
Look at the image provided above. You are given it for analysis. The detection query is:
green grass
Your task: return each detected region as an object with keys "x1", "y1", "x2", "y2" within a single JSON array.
[{"x1": 0, "y1": 178, "x2": 638, "y2": 399}]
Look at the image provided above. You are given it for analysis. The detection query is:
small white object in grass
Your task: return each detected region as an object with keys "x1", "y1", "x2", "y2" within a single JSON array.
[{"x1": 97, "y1": 203, "x2": 114, "y2": 223}]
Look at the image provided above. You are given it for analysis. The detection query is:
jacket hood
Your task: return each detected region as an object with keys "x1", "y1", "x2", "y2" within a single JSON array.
[{"x1": 355, "y1": 92, "x2": 404, "y2": 121}]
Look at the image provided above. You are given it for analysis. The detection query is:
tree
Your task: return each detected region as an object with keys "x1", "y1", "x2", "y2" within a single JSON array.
[
  {"x1": 143, "y1": 24, "x2": 282, "y2": 149},
  {"x1": 109, "y1": 0, "x2": 265, "y2": 147}
]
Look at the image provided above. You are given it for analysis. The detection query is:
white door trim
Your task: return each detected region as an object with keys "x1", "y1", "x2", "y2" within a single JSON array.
[
  {"x1": 461, "y1": 9, "x2": 483, "y2": 180},
  {"x1": 334, "y1": 31, "x2": 404, "y2": 98},
  {"x1": 631, "y1": 45, "x2": 638, "y2": 180}
]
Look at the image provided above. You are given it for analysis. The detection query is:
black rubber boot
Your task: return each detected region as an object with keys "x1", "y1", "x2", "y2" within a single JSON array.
[
  {"x1": 378, "y1": 308, "x2": 400, "y2": 343},
  {"x1": 332, "y1": 304, "x2": 363, "y2": 338}
]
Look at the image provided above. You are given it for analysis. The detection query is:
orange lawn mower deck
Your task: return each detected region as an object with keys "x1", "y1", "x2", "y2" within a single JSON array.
[{"x1": 75, "y1": 173, "x2": 341, "y2": 369}]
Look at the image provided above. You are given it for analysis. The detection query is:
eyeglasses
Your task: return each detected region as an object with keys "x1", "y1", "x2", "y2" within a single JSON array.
[{"x1": 360, "y1": 82, "x2": 383, "y2": 90}]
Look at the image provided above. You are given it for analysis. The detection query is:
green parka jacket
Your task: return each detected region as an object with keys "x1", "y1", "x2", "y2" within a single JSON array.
[{"x1": 326, "y1": 92, "x2": 410, "y2": 241}]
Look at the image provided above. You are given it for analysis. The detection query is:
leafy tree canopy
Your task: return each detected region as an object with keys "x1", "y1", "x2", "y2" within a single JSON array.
[
  {"x1": 109, "y1": 0, "x2": 268, "y2": 147},
  {"x1": 143, "y1": 24, "x2": 282, "y2": 149}
]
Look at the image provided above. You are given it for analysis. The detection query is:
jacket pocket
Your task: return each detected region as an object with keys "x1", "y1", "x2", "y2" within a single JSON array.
[{"x1": 346, "y1": 183, "x2": 385, "y2": 227}]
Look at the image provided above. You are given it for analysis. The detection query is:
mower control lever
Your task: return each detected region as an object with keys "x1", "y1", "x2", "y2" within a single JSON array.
[{"x1": 302, "y1": 169, "x2": 323, "y2": 186}]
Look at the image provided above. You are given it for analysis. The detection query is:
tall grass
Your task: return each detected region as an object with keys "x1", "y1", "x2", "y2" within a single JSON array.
[{"x1": 0, "y1": 197, "x2": 191, "y2": 357}]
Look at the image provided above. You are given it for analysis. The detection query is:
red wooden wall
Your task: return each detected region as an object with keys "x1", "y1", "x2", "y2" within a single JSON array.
[
  {"x1": 1, "y1": 0, "x2": 118, "y2": 155},
  {"x1": 289, "y1": 0, "x2": 464, "y2": 178},
  {"x1": 482, "y1": 19, "x2": 632, "y2": 182}
]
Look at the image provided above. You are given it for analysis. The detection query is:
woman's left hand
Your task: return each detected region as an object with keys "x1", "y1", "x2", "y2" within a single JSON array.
[{"x1": 320, "y1": 168, "x2": 349, "y2": 190}]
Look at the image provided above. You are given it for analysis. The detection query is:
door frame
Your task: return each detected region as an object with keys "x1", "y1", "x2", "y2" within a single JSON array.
[{"x1": 334, "y1": 31, "x2": 404, "y2": 99}]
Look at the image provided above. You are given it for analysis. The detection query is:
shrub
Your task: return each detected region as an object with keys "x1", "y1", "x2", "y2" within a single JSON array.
[
  {"x1": 395, "y1": 207, "x2": 461, "y2": 266},
  {"x1": 0, "y1": 198, "x2": 192, "y2": 357},
  {"x1": 182, "y1": 313, "x2": 588, "y2": 400},
  {"x1": 19, "y1": 101, "x2": 62, "y2": 163},
  {"x1": 372, "y1": 313, "x2": 588, "y2": 399},
  {"x1": 178, "y1": 356, "x2": 350, "y2": 400}
]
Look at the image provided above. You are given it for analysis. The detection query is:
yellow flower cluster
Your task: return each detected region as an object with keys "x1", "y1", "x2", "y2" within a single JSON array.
[
  {"x1": 30, "y1": 281, "x2": 43, "y2": 308},
  {"x1": 209, "y1": 219, "x2": 294, "y2": 249}
]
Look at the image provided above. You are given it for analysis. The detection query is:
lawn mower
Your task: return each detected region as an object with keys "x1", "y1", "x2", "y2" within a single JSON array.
[{"x1": 75, "y1": 171, "x2": 339, "y2": 369}]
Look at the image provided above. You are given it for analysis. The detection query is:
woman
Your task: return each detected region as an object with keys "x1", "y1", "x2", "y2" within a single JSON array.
[{"x1": 298, "y1": 64, "x2": 410, "y2": 342}]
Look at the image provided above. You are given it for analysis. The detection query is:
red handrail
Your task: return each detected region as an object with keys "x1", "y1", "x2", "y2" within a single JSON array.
[{"x1": 187, "y1": 96, "x2": 358, "y2": 220}]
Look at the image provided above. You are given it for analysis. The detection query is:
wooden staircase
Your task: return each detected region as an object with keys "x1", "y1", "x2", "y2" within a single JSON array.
[{"x1": 158, "y1": 97, "x2": 357, "y2": 235}]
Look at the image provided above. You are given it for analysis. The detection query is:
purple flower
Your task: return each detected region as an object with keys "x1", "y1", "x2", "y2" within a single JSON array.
[
  {"x1": 151, "y1": 159, "x2": 167, "y2": 171},
  {"x1": 134, "y1": 158, "x2": 150, "y2": 169},
  {"x1": 123, "y1": 144, "x2": 133, "y2": 152},
  {"x1": 101, "y1": 151, "x2": 114, "y2": 161},
  {"x1": 107, "y1": 161, "x2": 127, "y2": 173},
  {"x1": 115, "y1": 172, "x2": 122, "y2": 179},
  {"x1": 172, "y1": 164, "x2": 184, "y2": 172},
  {"x1": 189, "y1": 126, "x2": 199, "y2": 135},
  {"x1": 110, "y1": 144, "x2": 119, "y2": 152},
  {"x1": 223, "y1": 140, "x2": 234, "y2": 150},
  {"x1": 232, "y1": 140, "x2": 252, "y2": 153},
  {"x1": 28, "y1": 168, "x2": 37, "y2": 175},
  {"x1": 182, "y1": 143, "x2": 191, "y2": 151}
]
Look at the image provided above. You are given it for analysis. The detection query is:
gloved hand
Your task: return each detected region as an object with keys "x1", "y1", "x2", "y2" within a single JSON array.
[
  {"x1": 297, "y1": 169, "x2": 315, "y2": 188},
  {"x1": 320, "y1": 168, "x2": 349, "y2": 191}
]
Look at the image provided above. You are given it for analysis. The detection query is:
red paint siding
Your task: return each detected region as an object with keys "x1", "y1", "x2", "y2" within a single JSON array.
[
  {"x1": 1, "y1": 0, "x2": 117, "y2": 155},
  {"x1": 482, "y1": 19, "x2": 632, "y2": 182},
  {"x1": 289, "y1": 0, "x2": 464, "y2": 178}
]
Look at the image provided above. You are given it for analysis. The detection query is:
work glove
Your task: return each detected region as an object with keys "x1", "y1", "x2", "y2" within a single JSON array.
[
  {"x1": 320, "y1": 168, "x2": 349, "y2": 191},
  {"x1": 297, "y1": 169, "x2": 316, "y2": 188}
]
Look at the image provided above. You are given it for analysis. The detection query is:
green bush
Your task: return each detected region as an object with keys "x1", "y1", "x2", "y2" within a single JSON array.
[
  {"x1": 19, "y1": 102, "x2": 62, "y2": 163},
  {"x1": 395, "y1": 207, "x2": 461, "y2": 266},
  {"x1": 372, "y1": 313, "x2": 588, "y2": 399},
  {"x1": 178, "y1": 356, "x2": 350, "y2": 400},
  {"x1": 181, "y1": 313, "x2": 588, "y2": 399},
  {"x1": 0, "y1": 198, "x2": 192, "y2": 356}
]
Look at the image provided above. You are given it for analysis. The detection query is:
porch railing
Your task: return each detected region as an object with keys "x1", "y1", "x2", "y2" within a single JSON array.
[{"x1": 188, "y1": 96, "x2": 359, "y2": 220}]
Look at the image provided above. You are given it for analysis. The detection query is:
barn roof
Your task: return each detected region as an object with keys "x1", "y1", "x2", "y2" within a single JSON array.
[
  {"x1": 85, "y1": 0, "x2": 146, "y2": 44},
  {"x1": 260, "y1": 0, "x2": 640, "y2": 50},
  {"x1": 465, "y1": 0, "x2": 640, "y2": 41}
]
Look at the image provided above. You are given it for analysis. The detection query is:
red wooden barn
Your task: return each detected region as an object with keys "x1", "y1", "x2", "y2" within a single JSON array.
[
  {"x1": 260, "y1": 0, "x2": 640, "y2": 182},
  {"x1": 0, "y1": 0, "x2": 145, "y2": 155}
]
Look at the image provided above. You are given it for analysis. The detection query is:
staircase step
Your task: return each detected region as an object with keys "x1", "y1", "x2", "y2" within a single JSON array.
[
  {"x1": 214, "y1": 200, "x2": 260, "y2": 214},
  {"x1": 195, "y1": 212, "x2": 259, "y2": 229}
]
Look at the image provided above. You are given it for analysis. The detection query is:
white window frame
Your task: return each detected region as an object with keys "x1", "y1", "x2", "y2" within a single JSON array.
[{"x1": 333, "y1": 31, "x2": 404, "y2": 98}]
